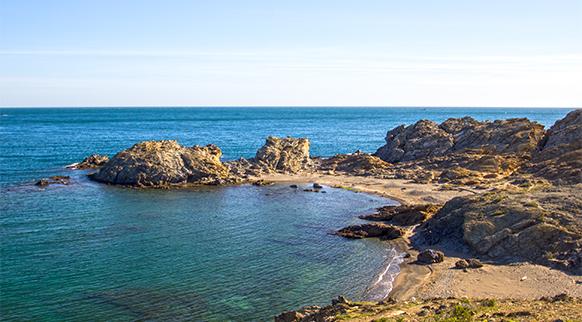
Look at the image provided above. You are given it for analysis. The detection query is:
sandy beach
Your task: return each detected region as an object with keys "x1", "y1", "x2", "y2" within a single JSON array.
[{"x1": 261, "y1": 173, "x2": 582, "y2": 301}]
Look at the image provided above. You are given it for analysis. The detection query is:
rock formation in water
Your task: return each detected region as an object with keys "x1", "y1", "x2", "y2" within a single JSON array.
[
  {"x1": 255, "y1": 136, "x2": 312, "y2": 173},
  {"x1": 89, "y1": 140, "x2": 229, "y2": 186},
  {"x1": 336, "y1": 223, "x2": 404, "y2": 240},
  {"x1": 359, "y1": 204, "x2": 441, "y2": 226},
  {"x1": 35, "y1": 176, "x2": 71, "y2": 187},
  {"x1": 73, "y1": 154, "x2": 110, "y2": 169},
  {"x1": 417, "y1": 188, "x2": 582, "y2": 274}
]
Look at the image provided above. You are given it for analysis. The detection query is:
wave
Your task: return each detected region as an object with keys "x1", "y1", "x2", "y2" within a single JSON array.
[{"x1": 363, "y1": 247, "x2": 405, "y2": 301}]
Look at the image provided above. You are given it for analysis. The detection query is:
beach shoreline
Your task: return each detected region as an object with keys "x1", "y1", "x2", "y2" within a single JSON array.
[{"x1": 259, "y1": 173, "x2": 582, "y2": 302}]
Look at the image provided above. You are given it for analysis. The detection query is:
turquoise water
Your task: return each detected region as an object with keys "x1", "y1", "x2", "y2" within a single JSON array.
[{"x1": 0, "y1": 107, "x2": 574, "y2": 321}]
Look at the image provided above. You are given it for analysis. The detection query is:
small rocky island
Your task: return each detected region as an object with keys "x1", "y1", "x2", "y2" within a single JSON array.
[{"x1": 65, "y1": 109, "x2": 581, "y2": 321}]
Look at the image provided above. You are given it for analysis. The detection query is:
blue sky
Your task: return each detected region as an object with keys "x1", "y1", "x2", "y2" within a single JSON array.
[{"x1": 1, "y1": 0, "x2": 581, "y2": 107}]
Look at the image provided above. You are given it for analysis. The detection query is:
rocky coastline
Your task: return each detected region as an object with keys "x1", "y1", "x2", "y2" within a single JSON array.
[{"x1": 65, "y1": 109, "x2": 581, "y2": 321}]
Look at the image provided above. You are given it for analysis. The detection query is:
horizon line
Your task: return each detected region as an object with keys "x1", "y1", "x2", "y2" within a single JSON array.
[{"x1": 0, "y1": 105, "x2": 578, "y2": 109}]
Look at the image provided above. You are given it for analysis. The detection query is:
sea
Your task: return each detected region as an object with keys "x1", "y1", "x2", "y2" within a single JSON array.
[{"x1": 0, "y1": 107, "x2": 574, "y2": 321}]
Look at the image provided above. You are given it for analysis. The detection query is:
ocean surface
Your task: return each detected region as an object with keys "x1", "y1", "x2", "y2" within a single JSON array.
[{"x1": 0, "y1": 107, "x2": 574, "y2": 321}]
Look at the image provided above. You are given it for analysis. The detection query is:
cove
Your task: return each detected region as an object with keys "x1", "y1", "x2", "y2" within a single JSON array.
[{"x1": 1, "y1": 179, "x2": 398, "y2": 321}]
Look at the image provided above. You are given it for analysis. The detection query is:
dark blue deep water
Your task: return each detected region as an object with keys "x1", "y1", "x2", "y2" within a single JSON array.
[{"x1": 0, "y1": 107, "x2": 574, "y2": 321}]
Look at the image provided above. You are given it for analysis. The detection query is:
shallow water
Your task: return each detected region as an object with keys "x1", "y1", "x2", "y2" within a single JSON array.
[
  {"x1": 1, "y1": 177, "x2": 399, "y2": 320},
  {"x1": 0, "y1": 107, "x2": 574, "y2": 320}
]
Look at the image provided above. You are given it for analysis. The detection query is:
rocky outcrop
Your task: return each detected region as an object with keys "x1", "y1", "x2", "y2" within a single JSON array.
[
  {"x1": 89, "y1": 140, "x2": 229, "y2": 186},
  {"x1": 375, "y1": 117, "x2": 544, "y2": 163},
  {"x1": 526, "y1": 109, "x2": 582, "y2": 184},
  {"x1": 275, "y1": 296, "x2": 351, "y2": 322},
  {"x1": 417, "y1": 249, "x2": 445, "y2": 264},
  {"x1": 275, "y1": 296, "x2": 582, "y2": 321},
  {"x1": 255, "y1": 137, "x2": 312, "y2": 173},
  {"x1": 73, "y1": 154, "x2": 110, "y2": 169},
  {"x1": 372, "y1": 117, "x2": 546, "y2": 185},
  {"x1": 319, "y1": 152, "x2": 391, "y2": 176},
  {"x1": 418, "y1": 189, "x2": 582, "y2": 274},
  {"x1": 35, "y1": 176, "x2": 71, "y2": 187},
  {"x1": 374, "y1": 120, "x2": 454, "y2": 163},
  {"x1": 359, "y1": 204, "x2": 441, "y2": 226},
  {"x1": 336, "y1": 223, "x2": 404, "y2": 240}
]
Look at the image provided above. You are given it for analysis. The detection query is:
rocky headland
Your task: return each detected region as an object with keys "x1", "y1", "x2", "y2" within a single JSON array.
[{"x1": 67, "y1": 109, "x2": 581, "y2": 321}]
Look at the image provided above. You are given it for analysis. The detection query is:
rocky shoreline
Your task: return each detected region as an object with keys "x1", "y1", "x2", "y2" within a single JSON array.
[{"x1": 60, "y1": 109, "x2": 581, "y2": 321}]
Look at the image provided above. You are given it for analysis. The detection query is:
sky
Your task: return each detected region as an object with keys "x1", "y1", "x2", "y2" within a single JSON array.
[{"x1": 0, "y1": 0, "x2": 581, "y2": 107}]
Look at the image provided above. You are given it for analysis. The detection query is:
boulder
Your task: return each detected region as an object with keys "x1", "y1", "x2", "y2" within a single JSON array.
[
  {"x1": 336, "y1": 223, "x2": 404, "y2": 240},
  {"x1": 359, "y1": 204, "x2": 441, "y2": 226},
  {"x1": 417, "y1": 249, "x2": 444, "y2": 264},
  {"x1": 418, "y1": 189, "x2": 582, "y2": 274},
  {"x1": 89, "y1": 140, "x2": 229, "y2": 186},
  {"x1": 74, "y1": 154, "x2": 110, "y2": 169},
  {"x1": 455, "y1": 258, "x2": 483, "y2": 269},
  {"x1": 255, "y1": 136, "x2": 312, "y2": 173}
]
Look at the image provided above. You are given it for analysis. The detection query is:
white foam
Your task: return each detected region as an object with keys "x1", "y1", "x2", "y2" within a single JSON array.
[{"x1": 364, "y1": 248, "x2": 405, "y2": 301}]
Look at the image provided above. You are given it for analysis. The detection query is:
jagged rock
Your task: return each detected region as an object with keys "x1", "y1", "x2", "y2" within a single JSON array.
[
  {"x1": 313, "y1": 183, "x2": 323, "y2": 189},
  {"x1": 255, "y1": 136, "x2": 311, "y2": 173},
  {"x1": 374, "y1": 117, "x2": 544, "y2": 163},
  {"x1": 89, "y1": 140, "x2": 229, "y2": 186},
  {"x1": 359, "y1": 204, "x2": 441, "y2": 226},
  {"x1": 35, "y1": 176, "x2": 71, "y2": 187},
  {"x1": 320, "y1": 153, "x2": 391, "y2": 175},
  {"x1": 417, "y1": 249, "x2": 445, "y2": 264},
  {"x1": 418, "y1": 189, "x2": 582, "y2": 274},
  {"x1": 451, "y1": 118, "x2": 545, "y2": 155},
  {"x1": 375, "y1": 120, "x2": 454, "y2": 163},
  {"x1": 527, "y1": 109, "x2": 582, "y2": 184},
  {"x1": 336, "y1": 223, "x2": 404, "y2": 240},
  {"x1": 74, "y1": 154, "x2": 110, "y2": 169}
]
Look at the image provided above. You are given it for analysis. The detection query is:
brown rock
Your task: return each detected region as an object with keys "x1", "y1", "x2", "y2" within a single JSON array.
[
  {"x1": 255, "y1": 136, "x2": 311, "y2": 173},
  {"x1": 320, "y1": 153, "x2": 391, "y2": 176},
  {"x1": 89, "y1": 140, "x2": 229, "y2": 186},
  {"x1": 374, "y1": 116, "x2": 544, "y2": 162},
  {"x1": 336, "y1": 223, "x2": 404, "y2": 240},
  {"x1": 527, "y1": 109, "x2": 582, "y2": 184},
  {"x1": 74, "y1": 154, "x2": 109, "y2": 169},
  {"x1": 419, "y1": 189, "x2": 582, "y2": 274},
  {"x1": 359, "y1": 204, "x2": 441, "y2": 226},
  {"x1": 417, "y1": 249, "x2": 445, "y2": 264}
]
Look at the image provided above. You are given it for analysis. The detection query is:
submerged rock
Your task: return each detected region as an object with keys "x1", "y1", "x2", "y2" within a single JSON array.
[
  {"x1": 255, "y1": 136, "x2": 312, "y2": 173},
  {"x1": 360, "y1": 204, "x2": 441, "y2": 226},
  {"x1": 35, "y1": 176, "x2": 71, "y2": 187},
  {"x1": 336, "y1": 223, "x2": 404, "y2": 240},
  {"x1": 89, "y1": 140, "x2": 229, "y2": 186}
]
